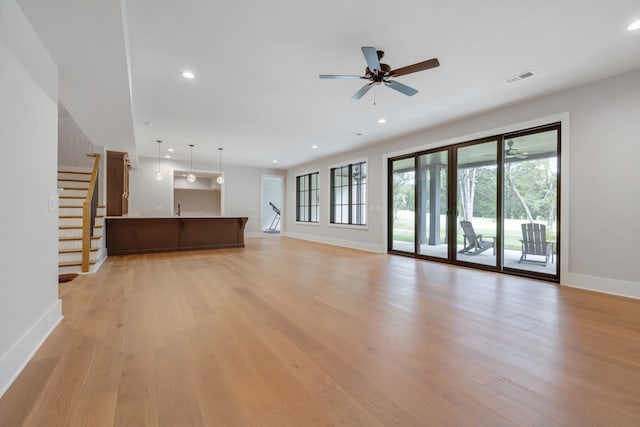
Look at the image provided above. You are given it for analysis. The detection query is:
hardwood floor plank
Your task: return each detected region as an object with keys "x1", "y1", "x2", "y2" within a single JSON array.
[
  {"x1": 313, "y1": 385, "x2": 385, "y2": 427},
  {"x1": 189, "y1": 355, "x2": 254, "y2": 427},
  {"x1": 67, "y1": 391, "x2": 118, "y2": 427},
  {"x1": 113, "y1": 350, "x2": 159, "y2": 427},
  {"x1": 21, "y1": 334, "x2": 98, "y2": 426},
  {"x1": 212, "y1": 289, "x2": 333, "y2": 426},
  {"x1": 1, "y1": 237, "x2": 639, "y2": 426},
  {"x1": 0, "y1": 357, "x2": 59, "y2": 426},
  {"x1": 154, "y1": 343, "x2": 205, "y2": 427}
]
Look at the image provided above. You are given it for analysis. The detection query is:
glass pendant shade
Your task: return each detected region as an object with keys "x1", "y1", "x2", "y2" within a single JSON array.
[{"x1": 217, "y1": 147, "x2": 224, "y2": 185}]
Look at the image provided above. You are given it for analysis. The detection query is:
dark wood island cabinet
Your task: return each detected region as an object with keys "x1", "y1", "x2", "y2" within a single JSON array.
[{"x1": 105, "y1": 216, "x2": 248, "y2": 255}]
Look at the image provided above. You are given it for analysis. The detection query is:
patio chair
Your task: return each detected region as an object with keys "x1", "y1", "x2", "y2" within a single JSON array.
[
  {"x1": 519, "y1": 223, "x2": 554, "y2": 266},
  {"x1": 458, "y1": 221, "x2": 495, "y2": 256}
]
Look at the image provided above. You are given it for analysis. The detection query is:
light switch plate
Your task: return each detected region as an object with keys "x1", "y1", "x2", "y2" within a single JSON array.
[{"x1": 48, "y1": 195, "x2": 57, "y2": 211}]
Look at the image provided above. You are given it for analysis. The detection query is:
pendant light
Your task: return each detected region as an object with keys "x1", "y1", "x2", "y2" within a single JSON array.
[
  {"x1": 187, "y1": 144, "x2": 196, "y2": 183},
  {"x1": 216, "y1": 147, "x2": 225, "y2": 184},
  {"x1": 155, "y1": 140, "x2": 163, "y2": 181}
]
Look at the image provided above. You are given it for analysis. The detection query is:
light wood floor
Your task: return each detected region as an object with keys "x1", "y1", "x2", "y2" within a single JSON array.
[{"x1": 1, "y1": 237, "x2": 639, "y2": 426}]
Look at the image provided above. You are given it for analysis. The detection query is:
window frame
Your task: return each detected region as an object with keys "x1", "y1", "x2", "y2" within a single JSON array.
[
  {"x1": 386, "y1": 122, "x2": 560, "y2": 283},
  {"x1": 329, "y1": 158, "x2": 368, "y2": 228},
  {"x1": 295, "y1": 170, "x2": 320, "y2": 224}
]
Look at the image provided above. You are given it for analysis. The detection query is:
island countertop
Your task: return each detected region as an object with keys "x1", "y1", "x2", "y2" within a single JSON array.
[{"x1": 105, "y1": 216, "x2": 248, "y2": 255}]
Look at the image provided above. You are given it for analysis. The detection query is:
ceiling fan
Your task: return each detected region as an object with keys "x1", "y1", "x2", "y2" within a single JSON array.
[
  {"x1": 319, "y1": 47, "x2": 440, "y2": 100},
  {"x1": 505, "y1": 140, "x2": 528, "y2": 159}
]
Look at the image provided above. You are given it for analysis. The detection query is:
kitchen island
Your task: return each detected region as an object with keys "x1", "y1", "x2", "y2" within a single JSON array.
[{"x1": 105, "y1": 216, "x2": 248, "y2": 255}]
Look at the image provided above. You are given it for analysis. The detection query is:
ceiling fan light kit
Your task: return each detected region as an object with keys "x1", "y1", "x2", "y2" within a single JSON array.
[{"x1": 320, "y1": 46, "x2": 440, "y2": 100}]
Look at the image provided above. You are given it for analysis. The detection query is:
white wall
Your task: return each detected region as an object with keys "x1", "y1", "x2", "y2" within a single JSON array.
[
  {"x1": 174, "y1": 189, "x2": 220, "y2": 216},
  {"x1": 285, "y1": 69, "x2": 640, "y2": 299},
  {"x1": 128, "y1": 156, "x2": 284, "y2": 236},
  {"x1": 57, "y1": 103, "x2": 96, "y2": 168},
  {"x1": 0, "y1": 0, "x2": 62, "y2": 396}
]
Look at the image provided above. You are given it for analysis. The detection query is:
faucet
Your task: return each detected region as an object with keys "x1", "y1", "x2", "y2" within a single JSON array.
[{"x1": 176, "y1": 201, "x2": 181, "y2": 216}]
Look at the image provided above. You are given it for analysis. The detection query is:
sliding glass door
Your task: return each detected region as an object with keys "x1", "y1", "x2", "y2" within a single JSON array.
[
  {"x1": 388, "y1": 123, "x2": 560, "y2": 281},
  {"x1": 455, "y1": 140, "x2": 499, "y2": 268},
  {"x1": 417, "y1": 150, "x2": 448, "y2": 259},
  {"x1": 502, "y1": 127, "x2": 559, "y2": 276},
  {"x1": 389, "y1": 157, "x2": 415, "y2": 253}
]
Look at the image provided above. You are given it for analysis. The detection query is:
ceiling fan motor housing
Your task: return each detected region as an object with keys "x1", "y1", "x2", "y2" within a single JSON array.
[{"x1": 365, "y1": 63, "x2": 392, "y2": 80}]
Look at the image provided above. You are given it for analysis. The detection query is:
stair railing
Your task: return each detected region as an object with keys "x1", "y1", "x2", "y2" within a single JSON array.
[{"x1": 82, "y1": 153, "x2": 101, "y2": 272}]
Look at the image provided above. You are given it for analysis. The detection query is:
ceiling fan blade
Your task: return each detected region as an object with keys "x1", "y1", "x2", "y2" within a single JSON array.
[
  {"x1": 319, "y1": 74, "x2": 363, "y2": 79},
  {"x1": 385, "y1": 80, "x2": 418, "y2": 96},
  {"x1": 351, "y1": 83, "x2": 374, "y2": 100},
  {"x1": 361, "y1": 46, "x2": 380, "y2": 72},
  {"x1": 390, "y1": 58, "x2": 440, "y2": 77}
]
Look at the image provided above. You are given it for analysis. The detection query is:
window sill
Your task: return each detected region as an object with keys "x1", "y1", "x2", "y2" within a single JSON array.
[
  {"x1": 295, "y1": 221, "x2": 320, "y2": 226},
  {"x1": 328, "y1": 223, "x2": 368, "y2": 231}
]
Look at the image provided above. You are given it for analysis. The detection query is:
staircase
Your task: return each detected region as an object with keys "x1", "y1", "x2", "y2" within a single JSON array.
[{"x1": 57, "y1": 168, "x2": 106, "y2": 274}]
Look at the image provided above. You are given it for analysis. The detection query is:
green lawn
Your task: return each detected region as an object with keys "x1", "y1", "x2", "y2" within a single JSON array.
[{"x1": 392, "y1": 211, "x2": 556, "y2": 250}]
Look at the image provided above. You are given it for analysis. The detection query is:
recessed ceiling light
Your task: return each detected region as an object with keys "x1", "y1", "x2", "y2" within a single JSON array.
[
  {"x1": 378, "y1": 118, "x2": 386, "y2": 124},
  {"x1": 167, "y1": 148, "x2": 174, "y2": 152},
  {"x1": 272, "y1": 160, "x2": 278, "y2": 164},
  {"x1": 182, "y1": 71, "x2": 195, "y2": 79},
  {"x1": 164, "y1": 155, "x2": 171, "y2": 158},
  {"x1": 629, "y1": 20, "x2": 640, "y2": 31},
  {"x1": 311, "y1": 145, "x2": 318, "y2": 149}
]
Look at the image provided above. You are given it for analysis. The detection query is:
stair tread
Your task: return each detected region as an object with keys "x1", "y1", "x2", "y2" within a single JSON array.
[
  {"x1": 58, "y1": 179, "x2": 90, "y2": 183},
  {"x1": 59, "y1": 248, "x2": 98, "y2": 254},
  {"x1": 59, "y1": 236, "x2": 101, "y2": 241},
  {"x1": 59, "y1": 261, "x2": 96, "y2": 267},
  {"x1": 59, "y1": 225, "x2": 103, "y2": 229},
  {"x1": 58, "y1": 170, "x2": 91, "y2": 174},
  {"x1": 59, "y1": 215, "x2": 105, "y2": 219},
  {"x1": 59, "y1": 196, "x2": 86, "y2": 199},
  {"x1": 60, "y1": 205, "x2": 106, "y2": 208}
]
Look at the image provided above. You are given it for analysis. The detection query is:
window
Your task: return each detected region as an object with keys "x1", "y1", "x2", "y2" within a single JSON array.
[
  {"x1": 330, "y1": 161, "x2": 367, "y2": 226},
  {"x1": 296, "y1": 172, "x2": 319, "y2": 223}
]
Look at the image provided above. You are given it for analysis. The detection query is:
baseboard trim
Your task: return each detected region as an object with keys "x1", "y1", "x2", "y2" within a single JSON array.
[
  {"x1": 0, "y1": 299, "x2": 62, "y2": 397},
  {"x1": 90, "y1": 249, "x2": 107, "y2": 273},
  {"x1": 283, "y1": 232, "x2": 385, "y2": 253},
  {"x1": 563, "y1": 273, "x2": 640, "y2": 300}
]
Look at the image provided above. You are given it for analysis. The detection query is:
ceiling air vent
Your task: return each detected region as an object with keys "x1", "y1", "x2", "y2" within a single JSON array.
[{"x1": 504, "y1": 70, "x2": 536, "y2": 83}]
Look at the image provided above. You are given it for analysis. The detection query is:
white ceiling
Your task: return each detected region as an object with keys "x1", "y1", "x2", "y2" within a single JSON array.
[{"x1": 18, "y1": 0, "x2": 640, "y2": 169}]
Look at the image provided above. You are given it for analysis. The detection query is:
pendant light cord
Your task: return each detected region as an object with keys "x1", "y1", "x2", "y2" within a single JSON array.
[{"x1": 189, "y1": 144, "x2": 194, "y2": 173}]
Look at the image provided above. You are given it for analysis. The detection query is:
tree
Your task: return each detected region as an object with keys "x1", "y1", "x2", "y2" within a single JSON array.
[
  {"x1": 392, "y1": 171, "x2": 414, "y2": 219},
  {"x1": 506, "y1": 162, "x2": 534, "y2": 222},
  {"x1": 503, "y1": 158, "x2": 557, "y2": 227},
  {"x1": 458, "y1": 168, "x2": 476, "y2": 221}
]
